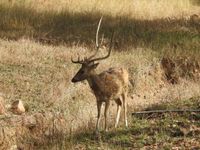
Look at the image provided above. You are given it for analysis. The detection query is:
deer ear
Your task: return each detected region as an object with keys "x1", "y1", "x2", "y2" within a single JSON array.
[{"x1": 91, "y1": 63, "x2": 99, "y2": 69}]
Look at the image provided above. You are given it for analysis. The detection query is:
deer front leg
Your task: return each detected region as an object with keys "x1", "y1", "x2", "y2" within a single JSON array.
[
  {"x1": 104, "y1": 101, "x2": 110, "y2": 132},
  {"x1": 96, "y1": 101, "x2": 102, "y2": 133}
]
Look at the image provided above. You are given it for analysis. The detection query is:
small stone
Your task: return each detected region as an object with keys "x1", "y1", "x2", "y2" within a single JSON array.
[{"x1": 11, "y1": 100, "x2": 25, "y2": 115}]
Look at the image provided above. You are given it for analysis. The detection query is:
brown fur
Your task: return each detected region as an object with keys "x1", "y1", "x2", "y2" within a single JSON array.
[
  {"x1": 88, "y1": 68, "x2": 128, "y2": 100},
  {"x1": 72, "y1": 64, "x2": 129, "y2": 132}
]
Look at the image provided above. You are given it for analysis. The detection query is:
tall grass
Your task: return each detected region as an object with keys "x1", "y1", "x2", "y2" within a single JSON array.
[
  {"x1": 0, "y1": 0, "x2": 199, "y2": 51},
  {"x1": 1, "y1": 38, "x2": 200, "y2": 149},
  {"x1": 3, "y1": 0, "x2": 198, "y2": 19}
]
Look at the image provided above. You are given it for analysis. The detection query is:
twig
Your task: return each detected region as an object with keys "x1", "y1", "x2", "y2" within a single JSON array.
[{"x1": 132, "y1": 109, "x2": 200, "y2": 115}]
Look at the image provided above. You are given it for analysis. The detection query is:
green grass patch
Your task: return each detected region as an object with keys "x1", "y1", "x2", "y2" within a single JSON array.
[{"x1": 63, "y1": 97, "x2": 200, "y2": 150}]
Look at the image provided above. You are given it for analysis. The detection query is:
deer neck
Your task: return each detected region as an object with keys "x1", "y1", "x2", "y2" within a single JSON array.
[{"x1": 86, "y1": 71, "x2": 101, "y2": 95}]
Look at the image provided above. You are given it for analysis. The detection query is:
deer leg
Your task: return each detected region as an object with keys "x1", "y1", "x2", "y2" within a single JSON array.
[
  {"x1": 104, "y1": 101, "x2": 110, "y2": 132},
  {"x1": 96, "y1": 101, "x2": 102, "y2": 133},
  {"x1": 122, "y1": 92, "x2": 128, "y2": 127},
  {"x1": 114, "y1": 98, "x2": 122, "y2": 128}
]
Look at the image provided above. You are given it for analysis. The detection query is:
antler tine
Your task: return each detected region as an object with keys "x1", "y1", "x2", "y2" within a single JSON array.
[
  {"x1": 89, "y1": 30, "x2": 115, "y2": 63},
  {"x1": 96, "y1": 16, "x2": 103, "y2": 50},
  {"x1": 71, "y1": 55, "x2": 84, "y2": 64},
  {"x1": 87, "y1": 16, "x2": 103, "y2": 61}
]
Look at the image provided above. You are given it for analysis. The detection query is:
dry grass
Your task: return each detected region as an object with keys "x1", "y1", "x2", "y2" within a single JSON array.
[
  {"x1": 0, "y1": 0, "x2": 200, "y2": 149},
  {"x1": 3, "y1": 0, "x2": 199, "y2": 19},
  {"x1": 0, "y1": 38, "x2": 154, "y2": 112},
  {"x1": 0, "y1": 38, "x2": 200, "y2": 121},
  {"x1": 0, "y1": 38, "x2": 200, "y2": 149},
  {"x1": 67, "y1": 97, "x2": 200, "y2": 150},
  {"x1": 0, "y1": 0, "x2": 199, "y2": 50}
]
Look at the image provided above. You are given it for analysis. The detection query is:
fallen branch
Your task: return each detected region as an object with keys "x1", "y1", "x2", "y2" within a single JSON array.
[{"x1": 132, "y1": 109, "x2": 200, "y2": 115}]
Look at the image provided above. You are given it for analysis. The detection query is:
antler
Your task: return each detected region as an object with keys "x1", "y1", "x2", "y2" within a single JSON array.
[
  {"x1": 71, "y1": 55, "x2": 85, "y2": 64},
  {"x1": 87, "y1": 16, "x2": 103, "y2": 60},
  {"x1": 71, "y1": 17, "x2": 103, "y2": 64},
  {"x1": 88, "y1": 30, "x2": 114, "y2": 63},
  {"x1": 71, "y1": 17, "x2": 114, "y2": 64}
]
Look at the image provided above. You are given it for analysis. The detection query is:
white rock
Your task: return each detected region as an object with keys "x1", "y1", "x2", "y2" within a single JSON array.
[{"x1": 11, "y1": 100, "x2": 25, "y2": 115}]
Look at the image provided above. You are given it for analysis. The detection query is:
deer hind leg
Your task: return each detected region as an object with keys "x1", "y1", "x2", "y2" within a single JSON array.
[
  {"x1": 114, "y1": 98, "x2": 122, "y2": 128},
  {"x1": 122, "y1": 92, "x2": 128, "y2": 127},
  {"x1": 96, "y1": 101, "x2": 102, "y2": 133},
  {"x1": 104, "y1": 101, "x2": 110, "y2": 132}
]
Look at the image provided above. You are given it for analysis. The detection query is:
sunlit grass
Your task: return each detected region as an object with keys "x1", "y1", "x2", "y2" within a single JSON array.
[
  {"x1": 0, "y1": 0, "x2": 199, "y2": 51},
  {"x1": 2, "y1": 0, "x2": 198, "y2": 19}
]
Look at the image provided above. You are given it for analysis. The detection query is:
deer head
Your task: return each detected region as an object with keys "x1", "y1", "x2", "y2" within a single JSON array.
[{"x1": 71, "y1": 17, "x2": 114, "y2": 83}]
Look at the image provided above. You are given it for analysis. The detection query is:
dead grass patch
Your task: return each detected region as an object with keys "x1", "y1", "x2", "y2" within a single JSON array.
[{"x1": 0, "y1": 37, "x2": 199, "y2": 149}]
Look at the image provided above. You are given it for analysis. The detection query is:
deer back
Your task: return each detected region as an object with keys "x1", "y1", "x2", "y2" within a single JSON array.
[{"x1": 88, "y1": 68, "x2": 128, "y2": 100}]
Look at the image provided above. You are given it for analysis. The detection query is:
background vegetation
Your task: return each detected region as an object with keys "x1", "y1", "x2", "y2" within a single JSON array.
[{"x1": 0, "y1": 0, "x2": 200, "y2": 51}]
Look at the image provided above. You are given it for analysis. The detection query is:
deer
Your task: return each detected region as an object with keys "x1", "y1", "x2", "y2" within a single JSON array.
[{"x1": 71, "y1": 17, "x2": 129, "y2": 133}]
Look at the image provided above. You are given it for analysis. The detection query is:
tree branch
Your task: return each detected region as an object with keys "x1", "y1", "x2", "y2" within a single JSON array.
[{"x1": 132, "y1": 109, "x2": 200, "y2": 115}]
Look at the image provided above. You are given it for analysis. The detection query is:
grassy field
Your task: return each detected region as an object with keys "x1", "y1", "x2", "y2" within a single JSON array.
[
  {"x1": 64, "y1": 97, "x2": 200, "y2": 150},
  {"x1": 0, "y1": 0, "x2": 200, "y2": 149},
  {"x1": 16, "y1": 97, "x2": 198, "y2": 149}
]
